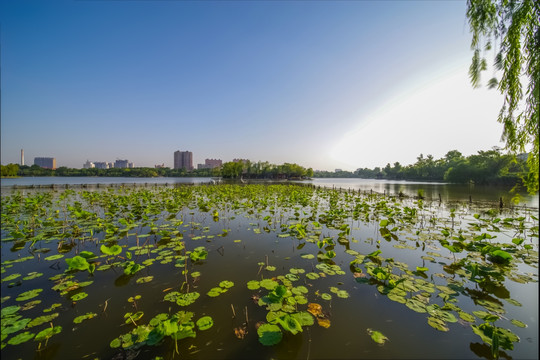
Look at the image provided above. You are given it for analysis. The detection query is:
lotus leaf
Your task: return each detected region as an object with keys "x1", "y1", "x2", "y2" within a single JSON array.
[
  {"x1": 2, "y1": 318, "x2": 31, "y2": 335},
  {"x1": 257, "y1": 323, "x2": 282, "y2": 346},
  {"x1": 405, "y1": 299, "x2": 426, "y2": 313},
  {"x1": 290, "y1": 311, "x2": 314, "y2": 326},
  {"x1": 207, "y1": 287, "x2": 225, "y2": 297},
  {"x1": 44, "y1": 254, "x2": 64, "y2": 261},
  {"x1": 2, "y1": 273, "x2": 21, "y2": 282},
  {"x1": 196, "y1": 316, "x2": 213, "y2": 330},
  {"x1": 306, "y1": 272, "x2": 320, "y2": 280},
  {"x1": 27, "y1": 313, "x2": 59, "y2": 328},
  {"x1": 317, "y1": 317, "x2": 331, "y2": 328},
  {"x1": 100, "y1": 244, "x2": 122, "y2": 256},
  {"x1": 71, "y1": 292, "x2": 88, "y2": 301},
  {"x1": 320, "y1": 293, "x2": 332, "y2": 301},
  {"x1": 471, "y1": 323, "x2": 519, "y2": 350},
  {"x1": 16, "y1": 289, "x2": 43, "y2": 302},
  {"x1": 473, "y1": 310, "x2": 499, "y2": 322},
  {"x1": 124, "y1": 311, "x2": 144, "y2": 324},
  {"x1": 176, "y1": 292, "x2": 200, "y2": 306},
  {"x1": 307, "y1": 303, "x2": 323, "y2": 317},
  {"x1": 367, "y1": 329, "x2": 389, "y2": 345},
  {"x1": 427, "y1": 317, "x2": 449, "y2": 332},
  {"x1": 266, "y1": 311, "x2": 286, "y2": 324},
  {"x1": 1, "y1": 305, "x2": 20, "y2": 316},
  {"x1": 219, "y1": 280, "x2": 234, "y2": 289},
  {"x1": 171, "y1": 324, "x2": 196, "y2": 340},
  {"x1": 259, "y1": 279, "x2": 278, "y2": 290},
  {"x1": 387, "y1": 292, "x2": 407, "y2": 304},
  {"x1": 136, "y1": 276, "x2": 153, "y2": 284},
  {"x1": 458, "y1": 311, "x2": 476, "y2": 322},
  {"x1": 21, "y1": 272, "x2": 43, "y2": 281},
  {"x1": 66, "y1": 256, "x2": 90, "y2": 271},
  {"x1": 7, "y1": 331, "x2": 34, "y2": 345},
  {"x1": 510, "y1": 319, "x2": 527, "y2": 328},
  {"x1": 34, "y1": 325, "x2": 62, "y2": 342},
  {"x1": 73, "y1": 312, "x2": 97, "y2": 324},
  {"x1": 247, "y1": 280, "x2": 260, "y2": 290},
  {"x1": 291, "y1": 286, "x2": 308, "y2": 295}
]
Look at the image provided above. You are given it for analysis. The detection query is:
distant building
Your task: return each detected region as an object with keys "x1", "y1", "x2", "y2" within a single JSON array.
[
  {"x1": 83, "y1": 160, "x2": 95, "y2": 169},
  {"x1": 335, "y1": 169, "x2": 343, "y2": 173},
  {"x1": 94, "y1": 162, "x2": 109, "y2": 169},
  {"x1": 205, "y1": 159, "x2": 222, "y2": 168},
  {"x1": 21, "y1": 149, "x2": 24, "y2": 166},
  {"x1": 128, "y1": 162, "x2": 134, "y2": 168},
  {"x1": 34, "y1": 157, "x2": 56, "y2": 170},
  {"x1": 155, "y1": 164, "x2": 166, "y2": 168},
  {"x1": 174, "y1": 151, "x2": 193, "y2": 171},
  {"x1": 115, "y1": 159, "x2": 129, "y2": 169},
  {"x1": 107, "y1": 162, "x2": 114, "y2": 169}
]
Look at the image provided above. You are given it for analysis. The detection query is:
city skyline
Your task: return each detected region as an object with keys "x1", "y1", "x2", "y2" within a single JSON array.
[{"x1": 1, "y1": 1, "x2": 511, "y2": 171}]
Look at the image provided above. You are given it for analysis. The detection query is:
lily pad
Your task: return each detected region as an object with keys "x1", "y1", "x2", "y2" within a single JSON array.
[
  {"x1": 16, "y1": 289, "x2": 43, "y2": 302},
  {"x1": 7, "y1": 331, "x2": 34, "y2": 345},
  {"x1": 196, "y1": 316, "x2": 213, "y2": 330},
  {"x1": 74, "y1": 312, "x2": 98, "y2": 324},
  {"x1": 367, "y1": 329, "x2": 389, "y2": 345},
  {"x1": 257, "y1": 323, "x2": 282, "y2": 346},
  {"x1": 71, "y1": 292, "x2": 88, "y2": 301},
  {"x1": 247, "y1": 280, "x2": 260, "y2": 290}
]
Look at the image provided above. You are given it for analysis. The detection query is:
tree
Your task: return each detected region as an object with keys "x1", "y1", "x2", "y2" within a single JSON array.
[{"x1": 467, "y1": 0, "x2": 539, "y2": 194}]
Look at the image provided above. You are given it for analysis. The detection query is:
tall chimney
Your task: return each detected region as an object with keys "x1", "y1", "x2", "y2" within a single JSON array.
[{"x1": 21, "y1": 149, "x2": 24, "y2": 166}]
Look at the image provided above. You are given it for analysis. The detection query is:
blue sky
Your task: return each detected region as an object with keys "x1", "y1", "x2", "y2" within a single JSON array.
[{"x1": 1, "y1": 0, "x2": 505, "y2": 170}]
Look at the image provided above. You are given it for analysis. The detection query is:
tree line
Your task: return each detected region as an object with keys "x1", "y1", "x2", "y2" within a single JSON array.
[
  {"x1": 1, "y1": 161, "x2": 314, "y2": 180},
  {"x1": 351, "y1": 149, "x2": 527, "y2": 186},
  {"x1": 1, "y1": 148, "x2": 529, "y2": 187}
]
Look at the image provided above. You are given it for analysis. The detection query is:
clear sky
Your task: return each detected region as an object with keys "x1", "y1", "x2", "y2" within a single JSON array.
[{"x1": 0, "y1": 0, "x2": 506, "y2": 171}]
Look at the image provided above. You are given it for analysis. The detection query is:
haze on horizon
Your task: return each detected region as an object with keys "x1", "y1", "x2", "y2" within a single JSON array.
[{"x1": 0, "y1": 1, "x2": 506, "y2": 172}]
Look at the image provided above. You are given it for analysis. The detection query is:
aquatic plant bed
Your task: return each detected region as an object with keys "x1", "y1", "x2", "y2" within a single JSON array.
[{"x1": 1, "y1": 184, "x2": 538, "y2": 359}]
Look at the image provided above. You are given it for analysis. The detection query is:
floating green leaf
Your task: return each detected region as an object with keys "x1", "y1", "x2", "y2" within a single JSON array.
[
  {"x1": 196, "y1": 316, "x2": 213, "y2": 330},
  {"x1": 7, "y1": 331, "x2": 34, "y2": 345},
  {"x1": 257, "y1": 323, "x2": 283, "y2": 346},
  {"x1": 34, "y1": 326, "x2": 62, "y2": 342},
  {"x1": 16, "y1": 289, "x2": 43, "y2": 302},
  {"x1": 71, "y1": 292, "x2": 88, "y2": 301},
  {"x1": 247, "y1": 280, "x2": 260, "y2": 290},
  {"x1": 367, "y1": 329, "x2": 389, "y2": 345},
  {"x1": 73, "y1": 312, "x2": 97, "y2": 324}
]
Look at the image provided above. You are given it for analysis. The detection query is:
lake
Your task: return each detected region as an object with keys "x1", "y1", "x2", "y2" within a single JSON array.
[
  {"x1": 2, "y1": 177, "x2": 538, "y2": 208},
  {"x1": 1, "y1": 183, "x2": 537, "y2": 359}
]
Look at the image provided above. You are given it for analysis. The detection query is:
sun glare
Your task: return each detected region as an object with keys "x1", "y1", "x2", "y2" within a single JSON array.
[{"x1": 330, "y1": 64, "x2": 505, "y2": 169}]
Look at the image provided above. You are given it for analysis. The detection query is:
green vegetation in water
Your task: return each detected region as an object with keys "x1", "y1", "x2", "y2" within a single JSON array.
[{"x1": 0, "y1": 184, "x2": 538, "y2": 359}]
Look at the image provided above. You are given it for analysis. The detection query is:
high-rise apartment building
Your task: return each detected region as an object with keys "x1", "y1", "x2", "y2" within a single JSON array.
[
  {"x1": 115, "y1": 159, "x2": 130, "y2": 169},
  {"x1": 34, "y1": 157, "x2": 56, "y2": 169},
  {"x1": 205, "y1": 159, "x2": 222, "y2": 168},
  {"x1": 174, "y1": 151, "x2": 193, "y2": 170},
  {"x1": 83, "y1": 160, "x2": 95, "y2": 169},
  {"x1": 94, "y1": 162, "x2": 109, "y2": 169}
]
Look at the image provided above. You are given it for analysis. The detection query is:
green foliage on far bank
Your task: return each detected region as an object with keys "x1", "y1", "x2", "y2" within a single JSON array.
[
  {"x1": 313, "y1": 148, "x2": 529, "y2": 187},
  {"x1": 353, "y1": 149, "x2": 527, "y2": 186},
  {"x1": 0, "y1": 164, "x2": 19, "y2": 177},
  {"x1": 6, "y1": 161, "x2": 314, "y2": 180}
]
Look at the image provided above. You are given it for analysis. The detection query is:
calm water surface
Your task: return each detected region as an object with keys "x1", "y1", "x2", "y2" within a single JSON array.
[
  {"x1": 2, "y1": 177, "x2": 538, "y2": 208},
  {"x1": 1, "y1": 184, "x2": 537, "y2": 360}
]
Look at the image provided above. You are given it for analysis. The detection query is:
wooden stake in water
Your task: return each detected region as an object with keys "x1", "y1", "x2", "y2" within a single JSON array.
[{"x1": 231, "y1": 304, "x2": 236, "y2": 318}]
